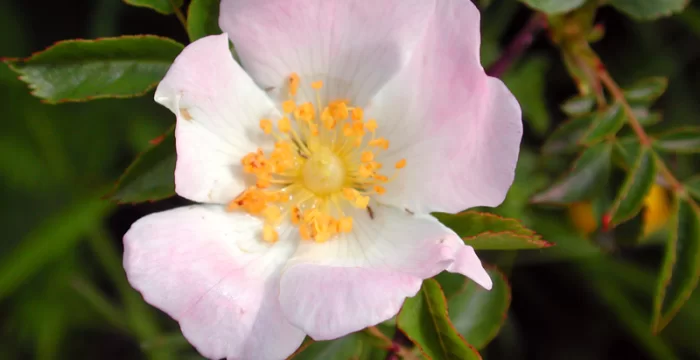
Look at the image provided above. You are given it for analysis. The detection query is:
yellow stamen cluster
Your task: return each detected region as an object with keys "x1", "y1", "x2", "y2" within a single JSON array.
[{"x1": 228, "y1": 73, "x2": 406, "y2": 243}]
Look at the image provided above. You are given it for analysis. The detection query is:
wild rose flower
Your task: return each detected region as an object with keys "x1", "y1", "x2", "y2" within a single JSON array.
[{"x1": 123, "y1": 0, "x2": 522, "y2": 359}]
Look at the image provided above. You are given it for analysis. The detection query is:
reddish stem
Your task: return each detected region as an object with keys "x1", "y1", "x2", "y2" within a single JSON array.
[{"x1": 486, "y1": 13, "x2": 548, "y2": 78}]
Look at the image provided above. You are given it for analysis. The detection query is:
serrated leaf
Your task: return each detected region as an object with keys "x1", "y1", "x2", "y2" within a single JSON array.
[
  {"x1": 653, "y1": 198, "x2": 700, "y2": 333},
  {"x1": 608, "y1": 147, "x2": 657, "y2": 226},
  {"x1": 123, "y1": 0, "x2": 183, "y2": 15},
  {"x1": 532, "y1": 142, "x2": 613, "y2": 204},
  {"x1": 608, "y1": 0, "x2": 688, "y2": 20},
  {"x1": 519, "y1": 0, "x2": 585, "y2": 14},
  {"x1": 398, "y1": 279, "x2": 481, "y2": 360},
  {"x1": 542, "y1": 115, "x2": 594, "y2": 154},
  {"x1": 624, "y1": 77, "x2": 669, "y2": 103},
  {"x1": 463, "y1": 233, "x2": 553, "y2": 250},
  {"x1": 633, "y1": 107, "x2": 663, "y2": 127},
  {"x1": 653, "y1": 127, "x2": 700, "y2": 153},
  {"x1": 187, "y1": 0, "x2": 222, "y2": 41},
  {"x1": 109, "y1": 127, "x2": 175, "y2": 203},
  {"x1": 580, "y1": 103, "x2": 625, "y2": 144},
  {"x1": 4, "y1": 36, "x2": 183, "y2": 103},
  {"x1": 560, "y1": 94, "x2": 595, "y2": 117},
  {"x1": 685, "y1": 176, "x2": 700, "y2": 201},
  {"x1": 612, "y1": 136, "x2": 641, "y2": 169},
  {"x1": 434, "y1": 212, "x2": 551, "y2": 250},
  {"x1": 289, "y1": 333, "x2": 386, "y2": 360},
  {"x1": 449, "y1": 268, "x2": 511, "y2": 350}
]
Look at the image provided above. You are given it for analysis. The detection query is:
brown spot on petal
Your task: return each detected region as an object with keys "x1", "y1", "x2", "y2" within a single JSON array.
[{"x1": 180, "y1": 108, "x2": 192, "y2": 120}]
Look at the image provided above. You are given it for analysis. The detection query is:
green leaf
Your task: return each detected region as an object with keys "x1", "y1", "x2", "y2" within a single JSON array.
[
  {"x1": 608, "y1": 147, "x2": 657, "y2": 226},
  {"x1": 290, "y1": 333, "x2": 386, "y2": 360},
  {"x1": 504, "y1": 56, "x2": 550, "y2": 136},
  {"x1": 685, "y1": 176, "x2": 700, "y2": 201},
  {"x1": 653, "y1": 127, "x2": 700, "y2": 154},
  {"x1": 624, "y1": 77, "x2": 669, "y2": 103},
  {"x1": 532, "y1": 142, "x2": 613, "y2": 204},
  {"x1": 0, "y1": 190, "x2": 114, "y2": 300},
  {"x1": 580, "y1": 103, "x2": 626, "y2": 145},
  {"x1": 653, "y1": 198, "x2": 700, "y2": 333},
  {"x1": 633, "y1": 107, "x2": 663, "y2": 127},
  {"x1": 109, "y1": 127, "x2": 176, "y2": 204},
  {"x1": 612, "y1": 136, "x2": 641, "y2": 170},
  {"x1": 448, "y1": 267, "x2": 511, "y2": 350},
  {"x1": 434, "y1": 212, "x2": 551, "y2": 250},
  {"x1": 608, "y1": 0, "x2": 688, "y2": 20},
  {"x1": 560, "y1": 94, "x2": 595, "y2": 117},
  {"x1": 398, "y1": 279, "x2": 481, "y2": 360},
  {"x1": 187, "y1": 0, "x2": 222, "y2": 41},
  {"x1": 123, "y1": 0, "x2": 183, "y2": 15},
  {"x1": 519, "y1": 0, "x2": 585, "y2": 14},
  {"x1": 5, "y1": 36, "x2": 183, "y2": 103},
  {"x1": 542, "y1": 115, "x2": 594, "y2": 154}
]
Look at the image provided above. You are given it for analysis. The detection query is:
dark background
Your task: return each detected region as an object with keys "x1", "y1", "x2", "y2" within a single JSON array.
[{"x1": 1, "y1": 0, "x2": 699, "y2": 359}]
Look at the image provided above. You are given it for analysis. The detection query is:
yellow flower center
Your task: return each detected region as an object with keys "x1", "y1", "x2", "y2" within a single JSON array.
[
  {"x1": 301, "y1": 147, "x2": 346, "y2": 195},
  {"x1": 227, "y1": 73, "x2": 406, "y2": 243}
]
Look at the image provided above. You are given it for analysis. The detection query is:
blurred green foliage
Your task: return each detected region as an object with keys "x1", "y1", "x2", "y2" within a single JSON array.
[{"x1": 1, "y1": 0, "x2": 700, "y2": 359}]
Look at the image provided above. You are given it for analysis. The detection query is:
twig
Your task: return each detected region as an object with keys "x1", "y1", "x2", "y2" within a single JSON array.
[
  {"x1": 595, "y1": 62, "x2": 700, "y2": 213},
  {"x1": 169, "y1": 0, "x2": 187, "y2": 29},
  {"x1": 370, "y1": 326, "x2": 417, "y2": 360},
  {"x1": 486, "y1": 13, "x2": 548, "y2": 78},
  {"x1": 597, "y1": 67, "x2": 680, "y2": 188}
]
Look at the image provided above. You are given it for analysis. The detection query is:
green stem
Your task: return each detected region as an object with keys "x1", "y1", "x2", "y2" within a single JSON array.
[
  {"x1": 71, "y1": 276, "x2": 130, "y2": 333},
  {"x1": 87, "y1": 227, "x2": 173, "y2": 360},
  {"x1": 168, "y1": 0, "x2": 187, "y2": 30},
  {"x1": 579, "y1": 260, "x2": 679, "y2": 360}
]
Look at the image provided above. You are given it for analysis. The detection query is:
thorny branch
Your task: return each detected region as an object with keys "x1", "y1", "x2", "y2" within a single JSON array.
[
  {"x1": 486, "y1": 13, "x2": 548, "y2": 78},
  {"x1": 595, "y1": 64, "x2": 700, "y2": 213}
]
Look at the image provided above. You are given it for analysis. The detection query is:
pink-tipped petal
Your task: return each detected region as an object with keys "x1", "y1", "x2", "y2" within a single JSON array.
[
  {"x1": 154, "y1": 34, "x2": 279, "y2": 204},
  {"x1": 219, "y1": 0, "x2": 435, "y2": 106},
  {"x1": 447, "y1": 245, "x2": 493, "y2": 290},
  {"x1": 278, "y1": 205, "x2": 489, "y2": 340},
  {"x1": 123, "y1": 205, "x2": 305, "y2": 360},
  {"x1": 367, "y1": 0, "x2": 523, "y2": 214}
]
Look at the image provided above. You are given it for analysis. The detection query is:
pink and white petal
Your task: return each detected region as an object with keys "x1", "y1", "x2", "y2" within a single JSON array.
[
  {"x1": 278, "y1": 204, "x2": 490, "y2": 340},
  {"x1": 154, "y1": 34, "x2": 279, "y2": 204},
  {"x1": 219, "y1": 0, "x2": 435, "y2": 106},
  {"x1": 366, "y1": 0, "x2": 523, "y2": 214},
  {"x1": 124, "y1": 205, "x2": 305, "y2": 360}
]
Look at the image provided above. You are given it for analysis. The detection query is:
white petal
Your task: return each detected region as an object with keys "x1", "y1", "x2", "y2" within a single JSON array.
[
  {"x1": 123, "y1": 205, "x2": 305, "y2": 360},
  {"x1": 366, "y1": 0, "x2": 523, "y2": 214},
  {"x1": 154, "y1": 34, "x2": 279, "y2": 204},
  {"x1": 278, "y1": 204, "x2": 490, "y2": 340},
  {"x1": 219, "y1": 0, "x2": 435, "y2": 106}
]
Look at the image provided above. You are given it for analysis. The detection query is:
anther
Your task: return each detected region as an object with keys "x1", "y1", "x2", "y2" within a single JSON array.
[
  {"x1": 361, "y1": 151, "x2": 374, "y2": 163},
  {"x1": 351, "y1": 107, "x2": 364, "y2": 122},
  {"x1": 263, "y1": 224, "x2": 279, "y2": 242},
  {"x1": 278, "y1": 117, "x2": 291, "y2": 133},
  {"x1": 288, "y1": 73, "x2": 300, "y2": 96},
  {"x1": 259, "y1": 119, "x2": 273, "y2": 134},
  {"x1": 364, "y1": 119, "x2": 378, "y2": 132},
  {"x1": 338, "y1": 217, "x2": 353, "y2": 233},
  {"x1": 282, "y1": 100, "x2": 296, "y2": 114}
]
